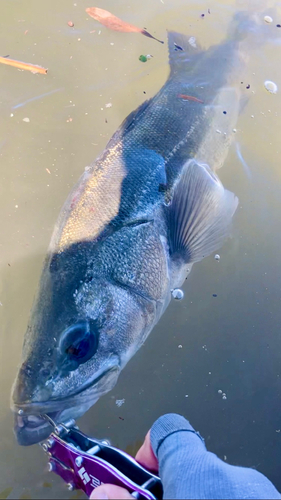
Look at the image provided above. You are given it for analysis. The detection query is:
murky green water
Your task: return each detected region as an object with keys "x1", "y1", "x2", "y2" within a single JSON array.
[{"x1": 1, "y1": 0, "x2": 281, "y2": 498}]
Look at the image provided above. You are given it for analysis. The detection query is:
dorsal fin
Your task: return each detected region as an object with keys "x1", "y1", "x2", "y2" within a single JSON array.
[{"x1": 105, "y1": 99, "x2": 152, "y2": 148}]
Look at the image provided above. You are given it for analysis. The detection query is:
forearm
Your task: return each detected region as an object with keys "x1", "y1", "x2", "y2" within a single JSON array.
[{"x1": 150, "y1": 414, "x2": 281, "y2": 500}]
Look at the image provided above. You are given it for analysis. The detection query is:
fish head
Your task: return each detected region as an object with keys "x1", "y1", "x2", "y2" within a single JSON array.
[{"x1": 11, "y1": 243, "x2": 150, "y2": 445}]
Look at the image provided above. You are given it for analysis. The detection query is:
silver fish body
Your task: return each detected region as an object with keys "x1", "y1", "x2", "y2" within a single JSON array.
[{"x1": 11, "y1": 15, "x2": 262, "y2": 444}]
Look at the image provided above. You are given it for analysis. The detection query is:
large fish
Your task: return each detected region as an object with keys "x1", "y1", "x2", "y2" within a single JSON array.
[{"x1": 12, "y1": 10, "x2": 261, "y2": 445}]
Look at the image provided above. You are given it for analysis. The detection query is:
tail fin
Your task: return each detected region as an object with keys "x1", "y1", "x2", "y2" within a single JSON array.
[{"x1": 227, "y1": 3, "x2": 276, "y2": 45}]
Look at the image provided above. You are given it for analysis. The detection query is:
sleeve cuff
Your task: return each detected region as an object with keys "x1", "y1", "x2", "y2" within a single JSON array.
[{"x1": 150, "y1": 413, "x2": 205, "y2": 456}]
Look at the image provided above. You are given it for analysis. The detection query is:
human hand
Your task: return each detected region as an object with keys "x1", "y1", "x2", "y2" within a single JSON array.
[{"x1": 90, "y1": 430, "x2": 158, "y2": 499}]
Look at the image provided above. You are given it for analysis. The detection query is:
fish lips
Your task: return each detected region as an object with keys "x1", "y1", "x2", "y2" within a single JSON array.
[
  {"x1": 12, "y1": 363, "x2": 120, "y2": 446},
  {"x1": 14, "y1": 412, "x2": 56, "y2": 446}
]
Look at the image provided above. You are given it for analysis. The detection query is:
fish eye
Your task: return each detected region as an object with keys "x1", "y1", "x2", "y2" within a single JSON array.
[{"x1": 60, "y1": 321, "x2": 98, "y2": 368}]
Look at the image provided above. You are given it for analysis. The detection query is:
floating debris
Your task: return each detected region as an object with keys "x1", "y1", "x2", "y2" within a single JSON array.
[
  {"x1": 246, "y1": 84, "x2": 250, "y2": 89},
  {"x1": 212, "y1": 293, "x2": 217, "y2": 297},
  {"x1": 215, "y1": 254, "x2": 220, "y2": 261},
  {"x1": 105, "y1": 102, "x2": 112, "y2": 108},
  {"x1": 264, "y1": 15, "x2": 273, "y2": 23},
  {"x1": 22, "y1": 117, "x2": 30, "y2": 123},
  {"x1": 86, "y1": 7, "x2": 164, "y2": 43},
  {"x1": 139, "y1": 55, "x2": 147, "y2": 62},
  {"x1": 115, "y1": 398, "x2": 125, "y2": 407},
  {"x1": 264, "y1": 80, "x2": 278, "y2": 94},
  {"x1": 172, "y1": 288, "x2": 184, "y2": 300},
  {"x1": 0, "y1": 56, "x2": 47, "y2": 74},
  {"x1": 68, "y1": 21, "x2": 74, "y2": 27},
  {"x1": 174, "y1": 43, "x2": 183, "y2": 51}
]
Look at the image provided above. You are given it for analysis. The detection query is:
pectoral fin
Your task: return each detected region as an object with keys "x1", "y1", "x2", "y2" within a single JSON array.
[{"x1": 167, "y1": 159, "x2": 238, "y2": 263}]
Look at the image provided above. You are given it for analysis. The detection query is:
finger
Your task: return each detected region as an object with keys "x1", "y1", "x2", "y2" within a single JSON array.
[
  {"x1": 135, "y1": 430, "x2": 158, "y2": 472},
  {"x1": 90, "y1": 484, "x2": 134, "y2": 499}
]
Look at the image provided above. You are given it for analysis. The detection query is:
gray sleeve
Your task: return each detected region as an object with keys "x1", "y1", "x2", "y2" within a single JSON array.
[{"x1": 150, "y1": 413, "x2": 281, "y2": 500}]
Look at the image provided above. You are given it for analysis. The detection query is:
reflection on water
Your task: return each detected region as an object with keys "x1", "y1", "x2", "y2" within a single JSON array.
[{"x1": 0, "y1": 0, "x2": 281, "y2": 497}]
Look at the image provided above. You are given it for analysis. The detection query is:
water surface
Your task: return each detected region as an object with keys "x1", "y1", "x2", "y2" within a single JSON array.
[{"x1": 1, "y1": 0, "x2": 281, "y2": 497}]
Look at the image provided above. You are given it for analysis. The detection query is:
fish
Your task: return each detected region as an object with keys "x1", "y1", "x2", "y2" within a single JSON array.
[{"x1": 12, "y1": 10, "x2": 264, "y2": 446}]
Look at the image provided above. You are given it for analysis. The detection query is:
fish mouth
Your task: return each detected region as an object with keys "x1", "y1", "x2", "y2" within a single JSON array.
[
  {"x1": 14, "y1": 412, "x2": 57, "y2": 446},
  {"x1": 12, "y1": 364, "x2": 120, "y2": 446}
]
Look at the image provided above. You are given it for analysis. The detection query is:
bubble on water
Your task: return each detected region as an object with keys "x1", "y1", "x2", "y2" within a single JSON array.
[
  {"x1": 215, "y1": 254, "x2": 220, "y2": 262},
  {"x1": 188, "y1": 36, "x2": 197, "y2": 48},
  {"x1": 115, "y1": 399, "x2": 125, "y2": 407},
  {"x1": 18, "y1": 409, "x2": 24, "y2": 415},
  {"x1": 178, "y1": 344, "x2": 183, "y2": 349},
  {"x1": 264, "y1": 80, "x2": 278, "y2": 94},
  {"x1": 222, "y1": 395, "x2": 227, "y2": 400},
  {"x1": 23, "y1": 117, "x2": 30, "y2": 123},
  {"x1": 233, "y1": 128, "x2": 237, "y2": 133},
  {"x1": 172, "y1": 288, "x2": 184, "y2": 300},
  {"x1": 264, "y1": 15, "x2": 273, "y2": 23},
  {"x1": 218, "y1": 390, "x2": 223, "y2": 394}
]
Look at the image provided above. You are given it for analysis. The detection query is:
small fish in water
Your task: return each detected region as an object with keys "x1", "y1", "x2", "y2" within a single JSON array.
[
  {"x1": 12, "y1": 8, "x2": 268, "y2": 446},
  {"x1": 178, "y1": 94, "x2": 204, "y2": 103}
]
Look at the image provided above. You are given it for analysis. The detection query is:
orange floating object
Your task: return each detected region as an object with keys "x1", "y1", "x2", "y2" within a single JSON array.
[
  {"x1": 86, "y1": 7, "x2": 163, "y2": 43},
  {"x1": 178, "y1": 94, "x2": 204, "y2": 103},
  {"x1": 0, "y1": 56, "x2": 47, "y2": 74}
]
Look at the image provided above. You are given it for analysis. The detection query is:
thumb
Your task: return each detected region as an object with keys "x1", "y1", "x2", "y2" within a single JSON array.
[
  {"x1": 90, "y1": 484, "x2": 134, "y2": 499},
  {"x1": 135, "y1": 430, "x2": 158, "y2": 472}
]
